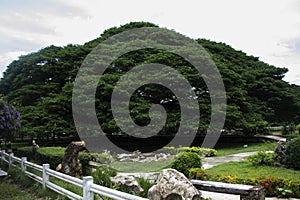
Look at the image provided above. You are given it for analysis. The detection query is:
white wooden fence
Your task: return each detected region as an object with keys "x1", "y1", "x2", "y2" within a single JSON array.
[{"x1": 0, "y1": 150, "x2": 148, "y2": 200}]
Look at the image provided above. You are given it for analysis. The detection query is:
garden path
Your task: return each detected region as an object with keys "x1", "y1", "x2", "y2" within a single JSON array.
[{"x1": 202, "y1": 151, "x2": 257, "y2": 169}]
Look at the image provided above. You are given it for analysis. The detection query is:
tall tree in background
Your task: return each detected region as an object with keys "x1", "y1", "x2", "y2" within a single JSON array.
[{"x1": 0, "y1": 22, "x2": 299, "y2": 139}]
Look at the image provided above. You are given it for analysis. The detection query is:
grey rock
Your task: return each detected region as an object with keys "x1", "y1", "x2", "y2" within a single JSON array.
[
  {"x1": 148, "y1": 168, "x2": 201, "y2": 200},
  {"x1": 111, "y1": 174, "x2": 144, "y2": 194}
]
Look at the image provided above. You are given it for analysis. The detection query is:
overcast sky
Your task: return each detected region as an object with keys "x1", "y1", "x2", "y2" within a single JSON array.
[{"x1": 0, "y1": 0, "x2": 300, "y2": 85}]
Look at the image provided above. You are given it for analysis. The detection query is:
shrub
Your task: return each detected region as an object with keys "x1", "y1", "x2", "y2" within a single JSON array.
[
  {"x1": 247, "y1": 151, "x2": 277, "y2": 166},
  {"x1": 14, "y1": 146, "x2": 34, "y2": 160},
  {"x1": 177, "y1": 146, "x2": 217, "y2": 157},
  {"x1": 189, "y1": 168, "x2": 211, "y2": 180},
  {"x1": 171, "y1": 151, "x2": 202, "y2": 176},
  {"x1": 91, "y1": 153, "x2": 112, "y2": 164},
  {"x1": 285, "y1": 137, "x2": 300, "y2": 169},
  {"x1": 162, "y1": 146, "x2": 177, "y2": 154},
  {"x1": 92, "y1": 166, "x2": 117, "y2": 188},
  {"x1": 136, "y1": 178, "x2": 154, "y2": 198},
  {"x1": 78, "y1": 152, "x2": 93, "y2": 175},
  {"x1": 37, "y1": 147, "x2": 65, "y2": 168}
]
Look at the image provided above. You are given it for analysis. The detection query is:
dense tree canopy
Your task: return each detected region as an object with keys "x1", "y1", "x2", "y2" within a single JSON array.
[{"x1": 0, "y1": 22, "x2": 299, "y2": 140}]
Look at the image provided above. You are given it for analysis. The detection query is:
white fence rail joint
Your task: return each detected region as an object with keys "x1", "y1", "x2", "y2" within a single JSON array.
[{"x1": 0, "y1": 150, "x2": 149, "y2": 200}]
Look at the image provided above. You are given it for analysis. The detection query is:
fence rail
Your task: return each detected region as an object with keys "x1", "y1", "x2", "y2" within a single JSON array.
[{"x1": 0, "y1": 150, "x2": 148, "y2": 200}]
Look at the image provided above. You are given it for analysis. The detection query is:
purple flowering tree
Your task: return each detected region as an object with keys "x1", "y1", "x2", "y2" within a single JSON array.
[{"x1": 0, "y1": 101, "x2": 21, "y2": 146}]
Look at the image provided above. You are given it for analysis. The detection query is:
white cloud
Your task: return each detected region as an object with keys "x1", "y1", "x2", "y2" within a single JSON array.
[{"x1": 0, "y1": 51, "x2": 28, "y2": 76}]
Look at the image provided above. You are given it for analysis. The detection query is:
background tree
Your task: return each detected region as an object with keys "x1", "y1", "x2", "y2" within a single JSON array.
[{"x1": 0, "y1": 22, "x2": 299, "y2": 139}]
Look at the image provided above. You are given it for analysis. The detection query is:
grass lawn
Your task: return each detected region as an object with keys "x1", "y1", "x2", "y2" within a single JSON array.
[
  {"x1": 111, "y1": 158, "x2": 173, "y2": 173},
  {"x1": 215, "y1": 141, "x2": 277, "y2": 156},
  {"x1": 206, "y1": 161, "x2": 300, "y2": 181},
  {"x1": 110, "y1": 141, "x2": 278, "y2": 172},
  {"x1": 0, "y1": 164, "x2": 67, "y2": 200},
  {"x1": 0, "y1": 179, "x2": 39, "y2": 200}
]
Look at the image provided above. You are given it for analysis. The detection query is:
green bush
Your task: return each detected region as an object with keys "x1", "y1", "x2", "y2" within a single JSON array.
[
  {"x1": 285, "y1": 137, "x2": 300, "y2": 169},
  {"x1": 78, "y1": 152, "x2": 93, "y2": 175},
  {"x1": 14, "y1": 146, "x2": 34, "y2": 160},
  {"x1": 162, "y1": 146, "x2": 177, "y2": 154},
  {"x1": 37, "y1": 147, "x2": 65, "y2": 168},
  {"x1": 136, "y1": 178, "x2": 154, "y2": 198},
  {"x1": 171, "y1": 152, "x2": 202, "y2": 176},
  {"x1": 91, "y1": 153, "x2": 112, "y2": 164},
  {"x1": 92, "y1": 166, "x2": 117, "y2": 188},
  {"x1": 189, "y1": 168, "x2": 211, "y2": 180},
  {"x1": 247, "y1": 151, "x2": 277, "y2": 166},
  {"x1": 177, "y1": 146, "x2": 217, "y2": 157}
]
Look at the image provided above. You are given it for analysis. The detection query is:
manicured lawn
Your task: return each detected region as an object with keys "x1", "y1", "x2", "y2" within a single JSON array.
[
  {"x1": 215, "y1": 141, "x2": 277, "y2": 156},
  {"x1": 206, "y1": 161, "x2": 300, "y2": 181},
  {"x1": 111, "y1": 159, "x2": 173, "y2": 173},
  {"x1": 111, "y1": 141, "x2": 278, "y2": 172}
]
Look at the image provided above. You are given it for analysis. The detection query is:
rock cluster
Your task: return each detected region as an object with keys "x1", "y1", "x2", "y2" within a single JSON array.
[{"x1": 117, "y1": 152, "x2": 172, "y2": 162}]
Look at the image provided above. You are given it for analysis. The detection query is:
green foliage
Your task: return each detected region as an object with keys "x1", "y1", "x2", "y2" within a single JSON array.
[
  {"x1": 92, "y1": 166, "x2": 117, "y2": 188},
  {"x1": 15, "y1": 146, "x2": 93, "y2": 175},
  {"x1": 37, "y1": 146, "x2": 65, "y2": 168},
  {"x1": 13, "y1": 146, "x2": 34, "y2": 160},
  {"x1": 285, "y1": 137, "x2": 300, "y2": 169},
  {"x1": 2, "y1": 167, "x2": 67, "y2": 199},
  {"x1": 136, "y1": 178, "x2": 154, "y2": 198},
  {"x1": 296, "y1": 123, "x2": 300, "y2": 134},
  {"x1": 189, "y1": 168, "x2": 211, "y2": 180},
  {"x1": 0, "y1": 22, "x2": 299, "y2": 139},
  {"x1": 162, "y1": 146, "x2": 177, "y2": 154},
  {"x1": 78, "y1": 152, "x2": 93, "y2": 175},
  {"x1": 177, "y1": 146, "x2": 217, "y2": 157},
  {"x1": 247, "y1": 151, "x2": 277, "y2": 166},
  {"x1": 189, "y1": 168, "x2": 300, "y2": 198},
  {"x1": 171, "y1": 152, "x2": 202, "y2": 176},
  {"x1": 91, "y1": 153, "x2": 112, "y2": 164}
]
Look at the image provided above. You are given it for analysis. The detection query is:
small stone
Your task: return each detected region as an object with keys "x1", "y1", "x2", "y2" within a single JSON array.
[{"x1": 111, "y1": 175, "x2": 144, "y2": 194}]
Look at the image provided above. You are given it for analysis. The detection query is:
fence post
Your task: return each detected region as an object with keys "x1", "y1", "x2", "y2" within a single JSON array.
[
  {"x1": 0, "y1": 150, "x2": 4, "y2": 165},
  {"x1": 9, "y1": 153, "x2": 14, "y2": 168},
  {"x1": 21, "y1": 157, "x2": 27, "y2": 172},
  {"x1": 42, "y1": 164, "x2": 50, "y2": 189},
  {"x1": 83, "y1": 176, "x2": 94, "y2": 200}
]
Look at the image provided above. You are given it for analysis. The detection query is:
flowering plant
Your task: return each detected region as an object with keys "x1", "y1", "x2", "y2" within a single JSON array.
[{"x1": 0, "y1": 100, "x2": 21, "y2": 142}]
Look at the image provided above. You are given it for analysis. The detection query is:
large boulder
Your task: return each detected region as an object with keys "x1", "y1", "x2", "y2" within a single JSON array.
[
  {"x1": 148, "y1": 168, "x2": 201, "y2": 200},
  {"x1": 111, "y1": 174, "x2": 144, "y2": 194}
]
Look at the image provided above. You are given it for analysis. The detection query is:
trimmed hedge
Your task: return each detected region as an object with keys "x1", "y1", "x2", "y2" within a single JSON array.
[
  {"x1": 163, "y1": 146, "x2": 217, "y2": 157},
  {"x1": 15, "y1": 146, "x2": 93, "y2": 176}
]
